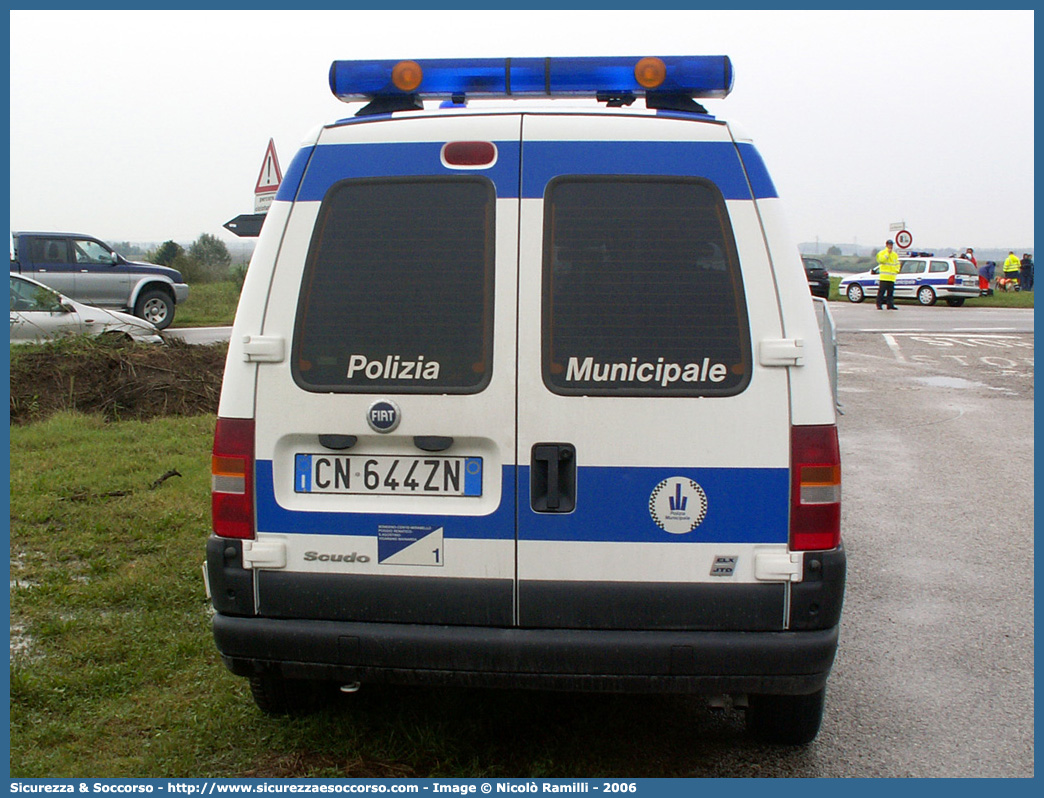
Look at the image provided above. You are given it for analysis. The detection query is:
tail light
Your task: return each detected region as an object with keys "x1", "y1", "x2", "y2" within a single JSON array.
[
  {"x1": 212, "y1": 417, "x2": 255, "y2": 539},
  {"x1": 790, "y1": 425, "x2": 841, "y2": 551},
  {"x1": 948, "y1": 274, "x2": 956, "y2": 285}
]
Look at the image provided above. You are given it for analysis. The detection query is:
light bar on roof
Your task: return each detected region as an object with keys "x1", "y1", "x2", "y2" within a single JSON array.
[{"x1": 328, "y1": 56, "x2": 735, "y2": 104}]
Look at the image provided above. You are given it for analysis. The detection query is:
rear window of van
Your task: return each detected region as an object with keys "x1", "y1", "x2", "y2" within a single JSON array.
[
  {"x1": 293, "y1": 178, "x2": 495, "y2": 393},
  {"x1": 542, "y1": 177, "x2": 751, "y2": 396}
]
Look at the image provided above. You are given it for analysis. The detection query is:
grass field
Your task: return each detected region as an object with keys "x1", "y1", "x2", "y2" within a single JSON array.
[
  {"x1": 172, "y1": 281, "x2": 243, "y2": 327},
  {"x1": 10, "y1": 412, "x2": 773, "y2": 778}
]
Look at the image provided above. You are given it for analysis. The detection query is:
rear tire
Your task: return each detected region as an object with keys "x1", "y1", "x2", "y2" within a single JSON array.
[
  {"x1": 746, "y1": 688, "x2": 825, "y2": 745},
  {"x1": 248, "y1": 672, "x2": 327, "y2": 716},
  {"x1": 133, "y1": 288, "x2": 175, "y2": 329}
]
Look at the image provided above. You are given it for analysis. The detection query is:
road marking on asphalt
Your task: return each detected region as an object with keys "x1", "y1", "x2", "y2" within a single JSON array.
[
  {"x1": 882, "y1": 334, "x2": 907, "y2": 363},
  {"x1": 878, "y1": 332, "x2": 1034, "y2": 375}
]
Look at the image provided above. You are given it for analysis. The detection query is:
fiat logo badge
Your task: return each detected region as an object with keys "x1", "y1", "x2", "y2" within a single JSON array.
[{"x1": 367, "y1": 399, "x2": 401, "y2": 433}]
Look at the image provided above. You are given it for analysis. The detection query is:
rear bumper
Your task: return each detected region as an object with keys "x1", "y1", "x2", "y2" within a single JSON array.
[
  {"x1": 213, "y1": 615, "x2": 840, "y2": 695},
  {"x1": 939, "y1": 285, "x2": 980, "y2": 297}
]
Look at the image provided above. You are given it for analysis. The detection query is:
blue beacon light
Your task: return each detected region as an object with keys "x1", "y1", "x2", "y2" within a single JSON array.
[{"x1": 329, "y1": 56, "x2": 734, "y2": 115}]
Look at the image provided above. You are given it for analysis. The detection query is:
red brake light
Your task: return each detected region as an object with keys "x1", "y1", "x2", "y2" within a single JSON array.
[
  {"x1": 212, "y1": 417, "x2": 255, "y2": 539},
  {"x1": 948, "y1": 274, "x2": 956, "y2": 285},
  {"x1": 441, "y1": 141, "x2": 497, "y2": 168},
  {"x1": 790, "y1": 425, "x2": 841, "y2": 551}
]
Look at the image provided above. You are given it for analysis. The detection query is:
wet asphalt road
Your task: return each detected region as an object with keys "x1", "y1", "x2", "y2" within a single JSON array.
[{"x1": 809, "y1": 309, "x2": 1034, "y2": 776}]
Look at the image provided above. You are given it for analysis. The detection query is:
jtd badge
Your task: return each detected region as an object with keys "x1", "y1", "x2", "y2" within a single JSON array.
[{"x1": 649, "y1": 477, "x2": 708, "y2": 534}]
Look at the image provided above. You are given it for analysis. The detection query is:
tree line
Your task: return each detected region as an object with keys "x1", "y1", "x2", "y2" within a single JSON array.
[{"x1": 111, "y1": 233, "x2": 243, "y2": 285}]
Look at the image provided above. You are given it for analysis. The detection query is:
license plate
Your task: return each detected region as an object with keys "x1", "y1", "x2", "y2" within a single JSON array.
[{"x1": 294, "y1": 454, "x2": 482, "y2": 497}]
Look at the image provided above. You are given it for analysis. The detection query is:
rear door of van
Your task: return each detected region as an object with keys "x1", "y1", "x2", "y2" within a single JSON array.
[
  {"x1": 515, "y1": 113, "x2": 793, "y2": 631},
  {"x1": 251, "y1": 114, "x2": 522, "y2": 626},
  {"x1": 249, "y1": 110, "x2": 795, "y2": 634}
]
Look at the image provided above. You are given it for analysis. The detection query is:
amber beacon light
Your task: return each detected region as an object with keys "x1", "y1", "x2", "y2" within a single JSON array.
[
  {"x1": 634, "y1": 57, "x2": 667, "y2": 89},
  {"x1": 392, "y1": 60, "x2": 424, "y2": 92}
]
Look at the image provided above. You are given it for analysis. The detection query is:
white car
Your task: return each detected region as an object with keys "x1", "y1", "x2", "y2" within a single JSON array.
[
  {"x1": 839, "y1": 256, "x2": 980, "y2": 306},
  {"x1": 9, "y1": 273, "x2": 163, "y2": 344}
]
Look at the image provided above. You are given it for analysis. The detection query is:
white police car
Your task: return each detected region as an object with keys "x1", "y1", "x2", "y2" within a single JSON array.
[
  {"x1": 839, "y1": 255, "x2": 980, "y2": 306},
  {"x1": 205, "y1": 56, "x2": 844, "y2": 745}
]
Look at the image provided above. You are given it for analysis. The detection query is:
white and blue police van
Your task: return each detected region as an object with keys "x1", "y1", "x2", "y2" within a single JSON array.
[{"x1": 205, "y1": 56, "x2": 845, "y2": 745}]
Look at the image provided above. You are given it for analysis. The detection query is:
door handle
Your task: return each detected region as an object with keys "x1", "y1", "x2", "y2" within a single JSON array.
[{"x1": 531, "y1": 443, "x2": 576, "y2": 513}]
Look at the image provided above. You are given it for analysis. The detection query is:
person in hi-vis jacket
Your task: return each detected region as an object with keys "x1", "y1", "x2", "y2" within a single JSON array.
[
  {"x1": 876, "y1": 239, "x2": 900, "y2": 309},
  {"x1": 1003, "y1": 251, "x2": 1021, "y2": 289}
]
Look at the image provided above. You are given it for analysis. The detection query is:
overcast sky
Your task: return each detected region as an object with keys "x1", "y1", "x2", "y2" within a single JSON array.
[{"x1": 8, "y1": 9, "x2": 1035, "y2": 253}]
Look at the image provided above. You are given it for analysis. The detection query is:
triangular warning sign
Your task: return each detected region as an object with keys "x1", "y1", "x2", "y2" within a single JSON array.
[{"x1": 254, "y1": 138, "x2": 283, "y2": 194}]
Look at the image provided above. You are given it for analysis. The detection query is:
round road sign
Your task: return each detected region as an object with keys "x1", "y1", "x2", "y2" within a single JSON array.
[{"x1": 895, "y1": 229, "x2": 913, "y2": 249}]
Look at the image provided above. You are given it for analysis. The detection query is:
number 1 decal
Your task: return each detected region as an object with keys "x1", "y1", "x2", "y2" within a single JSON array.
[{"x1": 377, "y1": 525, "x2": 445, "y2": 566}]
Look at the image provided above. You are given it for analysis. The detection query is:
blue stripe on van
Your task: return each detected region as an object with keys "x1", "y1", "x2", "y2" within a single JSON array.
[
  {"x1": 275, "y1": 144, "x2": 315, "y2": 203},
  {"x1": 518, "y1": 464, "x2": 789, "y2": 544},
  {"x1": 254, "y1": 461, "x2": 788, "y2": 544},
  {"x1": 521, "y1": 141, "x2": 770, "y2": 200},
  {"x1": 291, "y1": 141, "x2": 522, "y2": 201},
  {"x1": 283, "y1": 140, "x2": 778, "y2": 202},
  {"x1": 735, "y1": 142, "x2": 778, "y2": 199}
]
